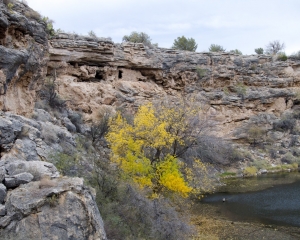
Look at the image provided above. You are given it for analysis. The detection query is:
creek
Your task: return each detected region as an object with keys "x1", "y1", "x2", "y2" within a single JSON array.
[{"x1": 199, "y1": 172, "x2": 300, "y2": 227}]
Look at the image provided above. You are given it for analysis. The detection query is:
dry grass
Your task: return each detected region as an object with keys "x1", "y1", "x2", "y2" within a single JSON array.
[{"x1": 38, "y1": 176, "x2": 56, "y2": 189}]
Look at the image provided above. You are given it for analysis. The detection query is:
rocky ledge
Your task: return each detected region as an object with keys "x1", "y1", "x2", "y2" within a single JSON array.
[{"x1": 0, "y1": 111, "x2": 107, "y2": 239}]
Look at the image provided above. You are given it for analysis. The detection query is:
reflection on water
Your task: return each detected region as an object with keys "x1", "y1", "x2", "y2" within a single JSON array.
[{"x1": 201, "y1": 172, "x2": 300, "y2": 227}]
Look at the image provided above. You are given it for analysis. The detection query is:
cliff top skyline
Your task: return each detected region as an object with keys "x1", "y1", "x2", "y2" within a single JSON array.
[{"x1": 26, "y1": 0, "x2": 300, "y2": 55}]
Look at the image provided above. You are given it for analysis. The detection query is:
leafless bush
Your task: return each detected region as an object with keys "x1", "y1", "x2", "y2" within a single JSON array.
[
  {"x1": 41, "y1": 124, "x2": 58, "y2": 144},
  {"x1": 38, "y1": 78, "x2": 67, "y2": 111},
  {"x1": 90, "y1": 112, "x2": 110, "y2": 145},
  {"x1": 190, "y1": 135, "x2": 239, "y2": 165},
  {"x1": 265, "y1": 40, "x2": 285, "y2": 55},
  {"x1": 68, "y1": 112, "x2": 83, "y2": 133},
  {"x1": 102, "y1": 184, "x2": 192, "y2": 240}
]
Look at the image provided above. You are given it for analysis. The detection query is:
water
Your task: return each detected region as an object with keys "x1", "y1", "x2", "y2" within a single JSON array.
[{"x1": 200, "y1": 172, "x2": 300, "y2": 227}]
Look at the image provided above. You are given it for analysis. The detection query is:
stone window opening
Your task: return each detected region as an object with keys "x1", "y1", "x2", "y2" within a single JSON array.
[
  {"x1": 95, "y1": 70, "x2": 103, "y2": 80},
  {"x1": 118, "y1": 70, "x2": 123, "y2": 79}
]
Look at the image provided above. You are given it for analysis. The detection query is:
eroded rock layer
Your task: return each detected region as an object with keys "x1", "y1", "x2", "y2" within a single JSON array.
[
  {"x1": 0, "y1": 0, "x2": 48, "y2": 115},
  {"x1": 48, "y1": 33, "x2": 300, "y2": 137}
]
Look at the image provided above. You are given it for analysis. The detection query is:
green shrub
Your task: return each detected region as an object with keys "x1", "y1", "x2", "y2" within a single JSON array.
[
  {"x1": 229, "y1": 49, "x2": 242, "y2": 55},
  {"x1": 209, "y1": 44, "x2": 225, "y2": 52},
  {"x1": 243, "y1": 166, "x2": 257, "y2": 176},
  {"x1": 88, "y1": 30, "x2": 97, "y2": 38},
  {"x1": 255, "y1": 48, "x2": 264, "y2": 54},
  {"x1": 277, "y1": 52, "x2": 287, "y2": 61},
  {"x1": 281, "y1": 163, "x2": 298, "y2": 170},
  {"x1": 223, "y1": 86, "x2": 230, "y2": 95},
  {"x1": 252, "y1": 159, "x2": 268, "y2": 170},
  {"x1": 46, "y1": 194, "x2": 59, "y2": 207},
  {"x1": 273, "y1": 118, "x2": 296, "y2": 132},
  {"x1": 247, "y1": 126, "x2": 265, "y2": 145},
  {"x1": 172, "y1": 36, "x2": 197, "y2": 52},
  {"x1": 281, "y1": 152, "x2": 297, "y2": 164},
  {"x1": 122, "y1": 31, "x2": 157, "y2": 47},
  {"x1": 42, "y1": 16, "x2": 55, "y2": 36},
  {"x1": 220, "y1": 172, "x2": 236, "y2": 177},
  {"x1": 196, "y1": 67, "x2": 207, "y2": 79},
  {"x1": 235, "y1": 82, "x2": 247, "y2": 99},
  {"x1": 49, "y1": 152, "x2": 79, "y2": 176},
  {"x1": 7, "y1": 2, "x2": 14, "y2": 11}
]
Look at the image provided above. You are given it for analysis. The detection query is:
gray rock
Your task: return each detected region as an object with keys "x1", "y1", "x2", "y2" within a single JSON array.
[
  {"x1": 0, "y1": 118, "x2": 17, "y2": 145},
  {"x1": 62, "y1": 117, "x2": 76, "y2": 132},
  {"x1": 4, "y1": 173, "x2": 33, "y2": 188},
  {"x1": 32, "y1": 109, "x2": 53, "y2": 122},
  {"x1": 14, "y1": 172, "x2": 34, "y2": 185},
  {"x1": 0, "y1": 184, "x2": 6, "y2": 203},
  {"x1": 0, "y1": 166, "x2": 5, "y2": 182},
  {"x1": 2, "y1": 159, "x2": 59, "y2": 180},
  {"x1": 0, "y1": 11, "x2": 9, "y2": 39},
  {"x1": 4, "y1": 177, "x2": 16, "y2": 189},
  {"x1": 1, "y1": 178, "x2": 107, "y2": 239},
  {"x1": 0, "y1": 204, "x2": 6, "y2": 216}
]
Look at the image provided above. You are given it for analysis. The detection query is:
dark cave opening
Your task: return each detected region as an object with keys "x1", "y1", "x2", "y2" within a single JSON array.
[
  {"x1": 95, "y1": 71, "x2": 104, "y2": 80},
  {"x1": 118, "y1": 70, "x2": 123, "y2": 79}
]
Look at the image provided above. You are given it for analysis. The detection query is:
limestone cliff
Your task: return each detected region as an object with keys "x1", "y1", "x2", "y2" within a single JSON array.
[
  {"x1": 48, "y1": 33, "x2": 300, "y2": 139},
  {"x1": 0, "y1": 0, "x2": 48, "y2": 116},
  {"x1": 1, "y1": 0, "x2": 300, "y2": 238},
  {"x1": 0, "y1": 1, "x2": 107, "y2": 239}
]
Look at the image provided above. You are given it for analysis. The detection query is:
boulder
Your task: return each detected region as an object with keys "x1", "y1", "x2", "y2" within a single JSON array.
[
  {"x1": 1, "y1": 177, "x2": 107, "y2": 239},
  {"x1": 4, "y1": 172, "x2": 33, "y2": 189},
  {"x1": 0, "y1": 184, "x2": 6, "y2": 203},
  {"x1": 0, "y1": 166, "x2": 5, "y2": 182},
  {"x1": 0, "y1": 204, "x2": 6, "y2": 216}
]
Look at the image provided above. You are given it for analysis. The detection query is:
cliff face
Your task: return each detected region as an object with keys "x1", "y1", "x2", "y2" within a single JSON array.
[
  {"x1": 1, "y1": 1, "x2": 300, "y2": 238},
  {"x1": 49, "y1": 33, "x2": 300, "y2": 138},
  {"x1": 0, "y1": 0, "x2": 48, "y2": 116},
  {"x1": 0, "y1": 2, "x2": 107, "y2": 239}
]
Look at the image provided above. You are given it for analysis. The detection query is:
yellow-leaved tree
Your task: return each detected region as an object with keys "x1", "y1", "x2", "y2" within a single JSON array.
[{"x1": 106, "y1": 101, "x2": 213, "y2": 197}]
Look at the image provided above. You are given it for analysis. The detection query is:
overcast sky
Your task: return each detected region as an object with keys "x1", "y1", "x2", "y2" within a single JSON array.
[{"x1": 25, "y1": 0, "x2": 300, "y2": 55}]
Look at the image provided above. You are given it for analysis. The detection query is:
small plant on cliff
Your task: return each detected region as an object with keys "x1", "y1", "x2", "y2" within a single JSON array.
[
  {"x1": 38, "y1": 78, "x2": 66, "y2": 110},
  {"x1": 90, "y1": 112, "x2": 110, "y2": 145},
  {"x1": 42, "y1": 16, "x2": 55, "y2": 37},
  {"x1": 47, "y1": 194, "x2": 59, "y2": 207},
  {"x1": 209, "y1": 44, "x2": 226, "y2": 52},
  {"x1": 7, "y1": 2, "x2": 14, "y2": 11},
  {"x1": 172, "y1": 36, "x2": 198, "y2": 52},
  {"x1": 229, "y1": 49, "x2": 242, "y2": 55},
  {"x1": 88, "y1": 30, "x2": 97, "y2": 38},
  {"x1": 122, "y1": 31, "x2": 157, "y2": 47},
  {"x1": 277, "y1": 52, "x2": 288, "y2": 61},
  {"x1": 196, "y1": 67, "x2": 207, "y2": 79},
  {"x1": 246, "y1": 125, "x2": 266, "y2": 146},
  {"x1": 255, "y1": 48, "x2": 264, "y2": 54},
  {"x1": 235, "y1": 82, "x2": 247, "y2": 99}
]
